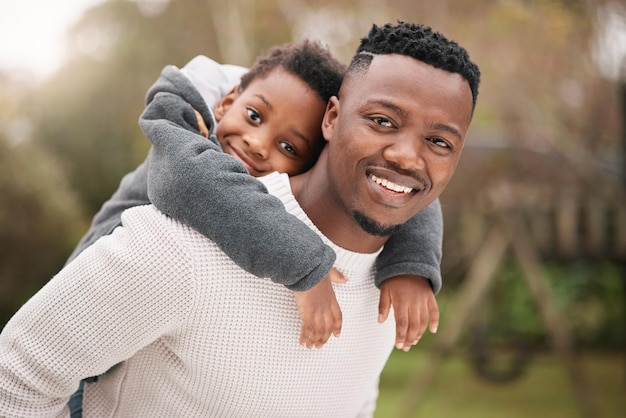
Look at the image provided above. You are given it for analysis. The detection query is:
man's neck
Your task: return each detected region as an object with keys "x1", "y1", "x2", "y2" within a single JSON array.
[{"x1": 289, "y1": 165, "x2": 388, "y2": 254}]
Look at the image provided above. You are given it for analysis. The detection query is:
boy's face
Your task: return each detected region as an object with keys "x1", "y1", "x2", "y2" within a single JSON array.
[
  {"x1": 320, "y1": 54, "x2": 473, "y2": 236},
  {"x1": 213, "y1": 69, "x2": 327, "y2": 177}
]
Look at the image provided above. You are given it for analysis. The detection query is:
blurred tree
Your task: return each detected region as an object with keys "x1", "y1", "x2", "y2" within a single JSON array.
[{"x1": 0, "y1": 134, "x2": 86, "y2": 324}]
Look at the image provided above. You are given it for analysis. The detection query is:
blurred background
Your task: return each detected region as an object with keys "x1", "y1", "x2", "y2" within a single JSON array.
[{"x1": 0, "y1": 0, "x2": 624, "y2": 416}]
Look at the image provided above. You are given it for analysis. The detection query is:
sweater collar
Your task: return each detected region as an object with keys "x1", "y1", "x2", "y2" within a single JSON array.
[{"x1": 258, "y1": 172, "x2": 382, "y2": 275}]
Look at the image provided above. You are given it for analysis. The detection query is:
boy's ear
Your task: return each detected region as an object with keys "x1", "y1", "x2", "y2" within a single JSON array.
[
  {"x1": 321, "y1": 96, "x2": 339, "y2": 143},
  {"x1": 213, "y1": 85, "x2": 240, "y2": 122}
]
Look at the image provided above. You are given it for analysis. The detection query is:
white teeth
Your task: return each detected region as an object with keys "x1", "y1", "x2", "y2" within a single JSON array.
[{"x1": 370, "y1": 174, "x2": 413, "y2": 194}]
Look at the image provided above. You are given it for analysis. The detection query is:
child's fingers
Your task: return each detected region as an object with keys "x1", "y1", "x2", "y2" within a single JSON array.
[
  {"x1": 301, "y1": 314, "x2": 329, "y2": 349},
  {"x1": 404, "y1": 308, "x2": 427, "y2": 350},
  {"x1": 306, "y1": 320, "x2": 328, "y2": 349},
  {"x1": 305, "y1": 307, "x2": 343, "y2": 349},
  {"x1": 192, "y1": 109, "x2": 209, "y2": 138},
  {"x1": 394, "y1": 309, "x2": 410, "y2": 351},
  {"x1": 332, "y1": 304, "x2": 343, "y2": 337},
  {"x1": 403, "y1": 298, "x2": 438, "y2": 350},
  {"x1": 300, "y1": 320, "x2": 314, "y2": 346},
  {"x1": 309, "y1": 324, "x2": 324, "y2": 349},
  {"x1": 429, "y1": 298, "x2": 440, "y2": 334},
  {"x1": 302, "y1": 324, "x2": 319, "y2": 349},
  {"x1": 378, "y1": 289, "x2": 391, "y2": 324},
  {"x1": 315, "y1": 307, "x2": 343, "y2": 348},
  {"x1": 328, "y1": 268, "x2": 348, "y2": 284},
  {"x1": 314, "y1": 327, "x2": 333, "y2": 349}
]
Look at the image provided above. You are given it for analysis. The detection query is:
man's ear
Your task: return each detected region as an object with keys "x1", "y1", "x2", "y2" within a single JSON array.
[
  {"x1": 213, "y1": 85, "x2": 240, "y2": 122},
  {"x1": 322, "y1": 96, "x2": 339, "y2": 143}
]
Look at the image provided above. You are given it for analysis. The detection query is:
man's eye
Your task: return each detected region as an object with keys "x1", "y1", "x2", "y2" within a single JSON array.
[
  {"x1": 374, "y1": 117, "x2": 392, "y2": 127},
  {"x1": 246, "y1": 108, "x2": 261, "y2": 123},
  {"x1": 428, "y1": 137, "x2": 450, "y2": 148},
  {"x1": 280, "y1": 141, "x2": 297, "y2": 155}
]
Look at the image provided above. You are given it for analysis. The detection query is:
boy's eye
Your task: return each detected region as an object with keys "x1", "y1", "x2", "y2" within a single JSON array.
[
  {"x1": 280, "y1": 141, "x2": 297, "y2": 155},
  {"x1": 246, "y1": 108, "x2": 261, "y2": 123}
]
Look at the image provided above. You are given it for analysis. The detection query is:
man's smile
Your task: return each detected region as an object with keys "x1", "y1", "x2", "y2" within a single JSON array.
[
  {"x1": 369, "y1": 174, "x2": 414, "y2": 194},
  {"x1": 365, "y1": 169, "x2": 425, "y2": 209}
]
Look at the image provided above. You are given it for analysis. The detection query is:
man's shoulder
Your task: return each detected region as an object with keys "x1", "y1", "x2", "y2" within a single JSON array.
[
  {"x1": 120, "y1": 205, "x2": 194, "y2": 237},
  {"x1": 118, "y1": 205, "x2": 220, "y2": 262}
]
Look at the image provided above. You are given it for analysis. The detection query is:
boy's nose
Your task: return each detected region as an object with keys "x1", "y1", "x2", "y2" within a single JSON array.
[{"x1": 243, "y1": 134, "x2": 269, "y2": 160}]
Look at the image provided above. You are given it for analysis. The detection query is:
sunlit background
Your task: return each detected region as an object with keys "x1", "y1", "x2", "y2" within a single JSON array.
[
  {"x1": 0, "y1": 0, "x2": 103, "y2": 81},
  {"x1": 1, "y1": 1, "x2": 624, "y2": 417}
]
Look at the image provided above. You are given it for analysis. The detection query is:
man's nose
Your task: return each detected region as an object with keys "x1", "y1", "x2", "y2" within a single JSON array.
[
  {"x1": 243, "y1": 133, "x2": 269, "y2": 160},
  {"x1": 382, "y1": 135, "x2": 426, "y2": 171}
]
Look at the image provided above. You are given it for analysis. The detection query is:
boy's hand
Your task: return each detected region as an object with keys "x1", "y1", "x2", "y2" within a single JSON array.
[
  {"x1": 193, "y1": 109, "x2": 209, "y2": 138},
  {"x1": 294, "y1": 268, "x2": 347, "y2": 349},
  {"x1": 378, "y1": 275, "x2": 439, "y2": 352}
]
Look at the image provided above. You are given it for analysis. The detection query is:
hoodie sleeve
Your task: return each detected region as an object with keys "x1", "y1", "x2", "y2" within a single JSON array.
[
  {"x1": 375, "y1": 199, "x2": 443, "y2": 294},
  {"x1": 140, "y1": 65, "x2": 336, "y2": 291}
]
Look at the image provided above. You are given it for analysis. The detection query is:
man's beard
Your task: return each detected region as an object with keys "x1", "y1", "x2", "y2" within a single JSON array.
[{"x1": 353, "y1": 211, "x2": 401, "y2": 237}]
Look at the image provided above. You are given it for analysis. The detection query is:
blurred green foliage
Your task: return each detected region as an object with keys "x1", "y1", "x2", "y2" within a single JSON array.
[
  {"x1": 0, "y1": 130, "x2": 86, "y2": 321},
  {"x1": 458, "y1": 260, "x2": 625, "y2": 349}
]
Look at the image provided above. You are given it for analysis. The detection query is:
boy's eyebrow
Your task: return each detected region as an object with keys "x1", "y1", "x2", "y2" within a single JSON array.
[
  {"x1": 255, "y1": 94, "x2": 272, "y2": 110},
  {"x1": 256, "y1": 93, "x2": 314, "y2": 148},
  {"x1": 291, "y1": 129, "x2": 313, "y2": 148}
]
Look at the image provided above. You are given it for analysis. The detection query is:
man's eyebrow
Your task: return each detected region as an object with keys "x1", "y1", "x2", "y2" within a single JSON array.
[
  {"x1": 431, "y1": 123, "x2": 462, "y2": 140},
  {"x1": 369, "y1": 99, "x2": 408, "y2": 119}
]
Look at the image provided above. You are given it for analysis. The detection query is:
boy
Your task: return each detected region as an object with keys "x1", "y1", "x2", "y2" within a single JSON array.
[{"x1": 72, "y1": 40, "x2": 441, "y2": 350}]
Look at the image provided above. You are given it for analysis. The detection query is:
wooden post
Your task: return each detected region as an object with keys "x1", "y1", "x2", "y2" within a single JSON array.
[
  {"x1": 555, "y1": 189, "x2": 579, "y2": 257},
  {"x1": 613, "y1": 200, "x2": 626, "y2": 258},
  {"x1": 584, "y1": 199, "x2": 605, "y2": 257}
]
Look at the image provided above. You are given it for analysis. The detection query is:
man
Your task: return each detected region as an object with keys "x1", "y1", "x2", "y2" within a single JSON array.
[{"x1": 0, "y1": 21, "x2": 480, "y2": 417}]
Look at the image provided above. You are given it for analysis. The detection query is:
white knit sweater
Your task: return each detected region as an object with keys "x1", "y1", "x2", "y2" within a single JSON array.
[{"x1": 0, "y1": 172, "x2": 395, "y2": 417}]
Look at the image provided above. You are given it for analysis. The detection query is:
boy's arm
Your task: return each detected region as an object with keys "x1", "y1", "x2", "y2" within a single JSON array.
[
  {"x1": 140, "y1": 65, "x2": 336, "y2": 291},
  {"x1": 374, "y1": 198, "x2": 443, "y2": 293}
]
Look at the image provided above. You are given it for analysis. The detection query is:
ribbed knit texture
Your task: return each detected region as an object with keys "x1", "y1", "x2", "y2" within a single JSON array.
[{"x1": 0, "y1": 172, "x2": 395, "y2": 417}]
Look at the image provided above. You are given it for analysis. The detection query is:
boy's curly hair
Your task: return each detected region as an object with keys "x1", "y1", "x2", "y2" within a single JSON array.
[
  {"x1": 240, "y1": 39, "x2": 346, "y2": 104},
  {"x1": 350, "y1": 21, "x2": 481, "y2": 112}
]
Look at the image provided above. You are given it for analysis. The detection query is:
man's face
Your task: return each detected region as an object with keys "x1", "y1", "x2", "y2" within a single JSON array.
[{"x1": 322, "y1": 54, "x2": 473, "y2": 235}]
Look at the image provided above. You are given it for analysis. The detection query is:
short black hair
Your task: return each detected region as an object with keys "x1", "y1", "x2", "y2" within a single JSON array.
[
  {"x1": 350, "y1": 21, "x2": 481, "y2": 112},
  {"x1": 240, "y1": 39, "x2": 346, "y2": 104}
]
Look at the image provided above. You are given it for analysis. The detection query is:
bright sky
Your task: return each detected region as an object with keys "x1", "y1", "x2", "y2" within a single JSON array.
[
  {"x1": 595, "y1": 3, "x2": 626, "y2": 81},
  {"x1": 0, "y1": 0, "x2": 103, "y2": 82}
]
